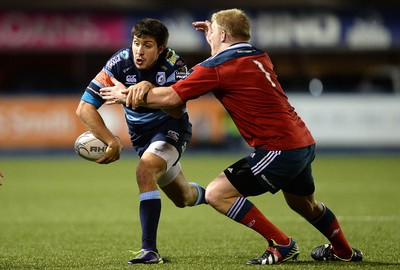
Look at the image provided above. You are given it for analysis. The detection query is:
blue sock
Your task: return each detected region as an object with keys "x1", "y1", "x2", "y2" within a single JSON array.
[
  {"x1": 189, "y1": 182, "x2": 207, "y2": 205},
  {"x1": 139, "y1": 190, "x2": 161, "y2": 252}
]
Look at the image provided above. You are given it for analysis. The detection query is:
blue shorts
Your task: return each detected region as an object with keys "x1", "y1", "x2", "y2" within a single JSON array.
[
  {"x1": 128, "y1": 113, "x2": 192, "y2": 160},
  {"x1": 224, "y1": 145, "x2": 316, "y2": 197}
]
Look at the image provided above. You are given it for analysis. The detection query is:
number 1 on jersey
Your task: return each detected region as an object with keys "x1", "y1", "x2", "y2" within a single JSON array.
[{"x1": 253, "y1": 60, "x2": 276, "y2": 87}]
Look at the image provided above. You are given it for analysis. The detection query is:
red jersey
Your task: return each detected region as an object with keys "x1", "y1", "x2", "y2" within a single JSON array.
[{"x1": 172, "y1": 43, "x2": 315, "y2": 150}]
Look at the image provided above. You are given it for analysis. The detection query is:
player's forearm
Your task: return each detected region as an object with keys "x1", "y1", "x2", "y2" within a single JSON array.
[
  {"x1": 76, "y1": 101, "x2": 118, "y2": 146},
  {"x1": 140, "y1": 86, "x2": 184, "y2": 109}
]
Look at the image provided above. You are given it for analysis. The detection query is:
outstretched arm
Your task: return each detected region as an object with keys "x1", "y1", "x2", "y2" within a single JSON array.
[
  {"x1": 101, "y1": 78, "x2": 184, "y2": 110},
  {"x1": 139, "y1": 86, "x2": 184, "y2": 109}
]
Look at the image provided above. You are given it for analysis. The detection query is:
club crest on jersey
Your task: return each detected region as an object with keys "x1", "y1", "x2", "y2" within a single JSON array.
[
  {"x1": 119, "y1": 49, "x2": 130, "y2": 59},
  {"x1": 156, "y1": 72, "x2": 166, "y2": 85}
]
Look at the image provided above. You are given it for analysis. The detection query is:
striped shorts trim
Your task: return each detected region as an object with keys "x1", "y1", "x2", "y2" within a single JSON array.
[{"x1": 251, "y1": 150, "x2": 281, "y2": 176}]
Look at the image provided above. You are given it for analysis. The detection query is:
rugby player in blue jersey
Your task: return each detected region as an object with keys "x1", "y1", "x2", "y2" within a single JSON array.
[
  {"x1": 102, "y1": 9, "x2": 363, "y2": 265},
  {"x1": 76, "y1": 18, "x2": 207, "y2": 264}
]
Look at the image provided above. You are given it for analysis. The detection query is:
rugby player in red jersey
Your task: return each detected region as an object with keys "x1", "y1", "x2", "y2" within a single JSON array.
[{"x1": 102, "y1": 9, "x2": 363, "y2": 265}]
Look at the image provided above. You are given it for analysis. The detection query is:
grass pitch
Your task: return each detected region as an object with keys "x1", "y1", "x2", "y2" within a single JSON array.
[{"x1": 0, "y1": 153, "x2": 399, "y2": 269}]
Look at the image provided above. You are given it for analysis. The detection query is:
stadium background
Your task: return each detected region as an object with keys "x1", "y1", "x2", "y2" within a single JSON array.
[
  {"x1": 1, "y1": 2, "x2": 400, "y2": 269},
  {"x1": 0, "y1": 0, "x2": 399, "y2": 155}
]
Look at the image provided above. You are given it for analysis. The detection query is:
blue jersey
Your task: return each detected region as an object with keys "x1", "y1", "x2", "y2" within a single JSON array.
[{"x1": 81, "y1": 47, "x2": 191, "y2": 152}]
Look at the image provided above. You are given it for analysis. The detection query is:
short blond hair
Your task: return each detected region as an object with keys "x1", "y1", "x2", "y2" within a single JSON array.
[{"x1": 211, "y1": 9, "x2": 251, "y2": 41}]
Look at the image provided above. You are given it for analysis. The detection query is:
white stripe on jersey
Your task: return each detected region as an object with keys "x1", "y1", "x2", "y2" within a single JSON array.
[{"x1": 251, "y1": 150, "x2": 281, "y2": 176}]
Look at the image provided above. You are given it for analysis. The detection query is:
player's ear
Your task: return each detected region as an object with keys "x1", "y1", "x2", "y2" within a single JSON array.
[
  {"x1": 157, "y1": 45, "x2": 165, "y2": 55},
  {"x1": 221, "y1": 30, "x2": 227, "y2": 42}
]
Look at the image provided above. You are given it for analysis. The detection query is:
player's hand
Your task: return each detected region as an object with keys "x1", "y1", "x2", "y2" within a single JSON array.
[
  {"x1": 192, "y1": 20, "x2": 211, "y2": 40},
  {"x1": 100, "y1": 77, "x2": 127, "y2": 105},
  {"x1": 124, "y1": 81, "x2": 155, "y2": 109},
  {"x1": 96, "y1": 136, "x2": 123, "y2": 164}
]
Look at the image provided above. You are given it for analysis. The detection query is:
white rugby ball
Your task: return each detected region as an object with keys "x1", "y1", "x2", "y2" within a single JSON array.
[{"x1": 74, "y1": 131, "x2": 108, "y2": 161}]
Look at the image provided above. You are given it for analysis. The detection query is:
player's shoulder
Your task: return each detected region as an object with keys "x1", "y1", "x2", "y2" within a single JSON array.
[
  {"x1": 161, "y1": 47, "x2": 186, "y2": 69},
  {"x1": 201, "y1": 44, "x2": 265, "y2": 67},
  {"x1": 104, "y1": 47, "x2": 133, "y2": 71}
]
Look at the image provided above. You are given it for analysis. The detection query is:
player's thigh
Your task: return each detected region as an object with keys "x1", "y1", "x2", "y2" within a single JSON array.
[
  {"x1": 222, "y1": 158, "x2": 268, "y2": 197},
  {"x1": 207, "y1": 171, "x2": 246, "y2": 200},
  {"x1": 144, "y1": 140, "x2": 179, "y2": 172}
]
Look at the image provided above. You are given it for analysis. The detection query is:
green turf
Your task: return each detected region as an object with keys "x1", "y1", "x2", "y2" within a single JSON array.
[{"x1": 0, "y1": 153, "x2": 399, "y2": 269}]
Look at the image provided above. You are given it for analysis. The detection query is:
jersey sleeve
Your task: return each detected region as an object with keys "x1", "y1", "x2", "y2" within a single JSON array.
[
  {"x1": 80, "y1": 69, "x2": 114, "y2": 108},
  {"x1": 171, "y1": 65, "x2": 219, "y2": 102},
  {"x1": 80, "y1": 48, "x2": 127, "y2": 109}
]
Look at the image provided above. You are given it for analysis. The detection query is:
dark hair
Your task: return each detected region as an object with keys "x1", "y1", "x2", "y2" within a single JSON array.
[{"x1": 131, "y1": 18, "x2": 169, "y2": 48}]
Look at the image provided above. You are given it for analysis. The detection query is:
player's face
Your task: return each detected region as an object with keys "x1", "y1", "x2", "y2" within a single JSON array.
[
  {"x1": 132, "y1": 35, "x2": 164, "y2": 70},
  {"x1": 208, "y1": 21, "x2": 223, "y2": 56}
]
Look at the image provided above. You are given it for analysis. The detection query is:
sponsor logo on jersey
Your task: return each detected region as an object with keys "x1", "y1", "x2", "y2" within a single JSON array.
[
  {"x1": 126, "y1": 75, "x2": 137, "y2": 84},
  {"x1": 175, "y1": 71, "x2": 188, "y2": 80},
  {"x1": 123, "y1": 66, "x2": 133, "y2": 73},
  {"x1": 166, "y1": 130, "x2": 179, "y2": 142},
  {"x1": 94, "y1": 70, "x2": 112, "y2": 87},
  {"x1": 156, "y1": 72, "x2": 166, "y2": 85},
  {"x1": 166, "y1": 50, "x2": 180, "y2": 66},
  {"x1": 237, "y1": 49, "x2": 255, "y2": 54},
  {"x1": 106, "y1": 55, "x2": 121, "y2": 70}
]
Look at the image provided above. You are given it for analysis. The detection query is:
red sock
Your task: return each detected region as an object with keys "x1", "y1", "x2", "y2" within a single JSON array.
[
  {"x1": 325, "y1": 217, "x2": 353, "y2": 259},
  {"x1": 311, "y1": 203, "x2": 353, "y2": 259},
  {"x1": 226, "y1": 197, "x2": 290, "y2": 245}
]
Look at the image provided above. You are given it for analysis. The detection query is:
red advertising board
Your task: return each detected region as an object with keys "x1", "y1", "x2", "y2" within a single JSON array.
[
  {"x1": 0, "y1": 95, "x2": 227, "y2": 149},
  {"x1": 0, "y1": 12, "x2": 128, "y2": 50}
]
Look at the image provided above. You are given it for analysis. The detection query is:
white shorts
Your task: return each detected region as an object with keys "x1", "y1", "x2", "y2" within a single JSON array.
[{"x1": 145, "y1": 140, "x2": 181, "y2": 187}]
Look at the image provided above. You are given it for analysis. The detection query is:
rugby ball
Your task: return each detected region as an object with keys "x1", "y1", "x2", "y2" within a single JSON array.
[{"x1": 74, "y1": 131, "x2": 108, "y2": 161}]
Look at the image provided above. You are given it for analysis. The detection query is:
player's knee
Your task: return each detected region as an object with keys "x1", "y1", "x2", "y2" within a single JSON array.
[
  {"x1": 204, "y1": 185, "x2": 219, "y2": 207},
  {"x1": 136, "y1": 163, "x2": 163, "y2": 187}
]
